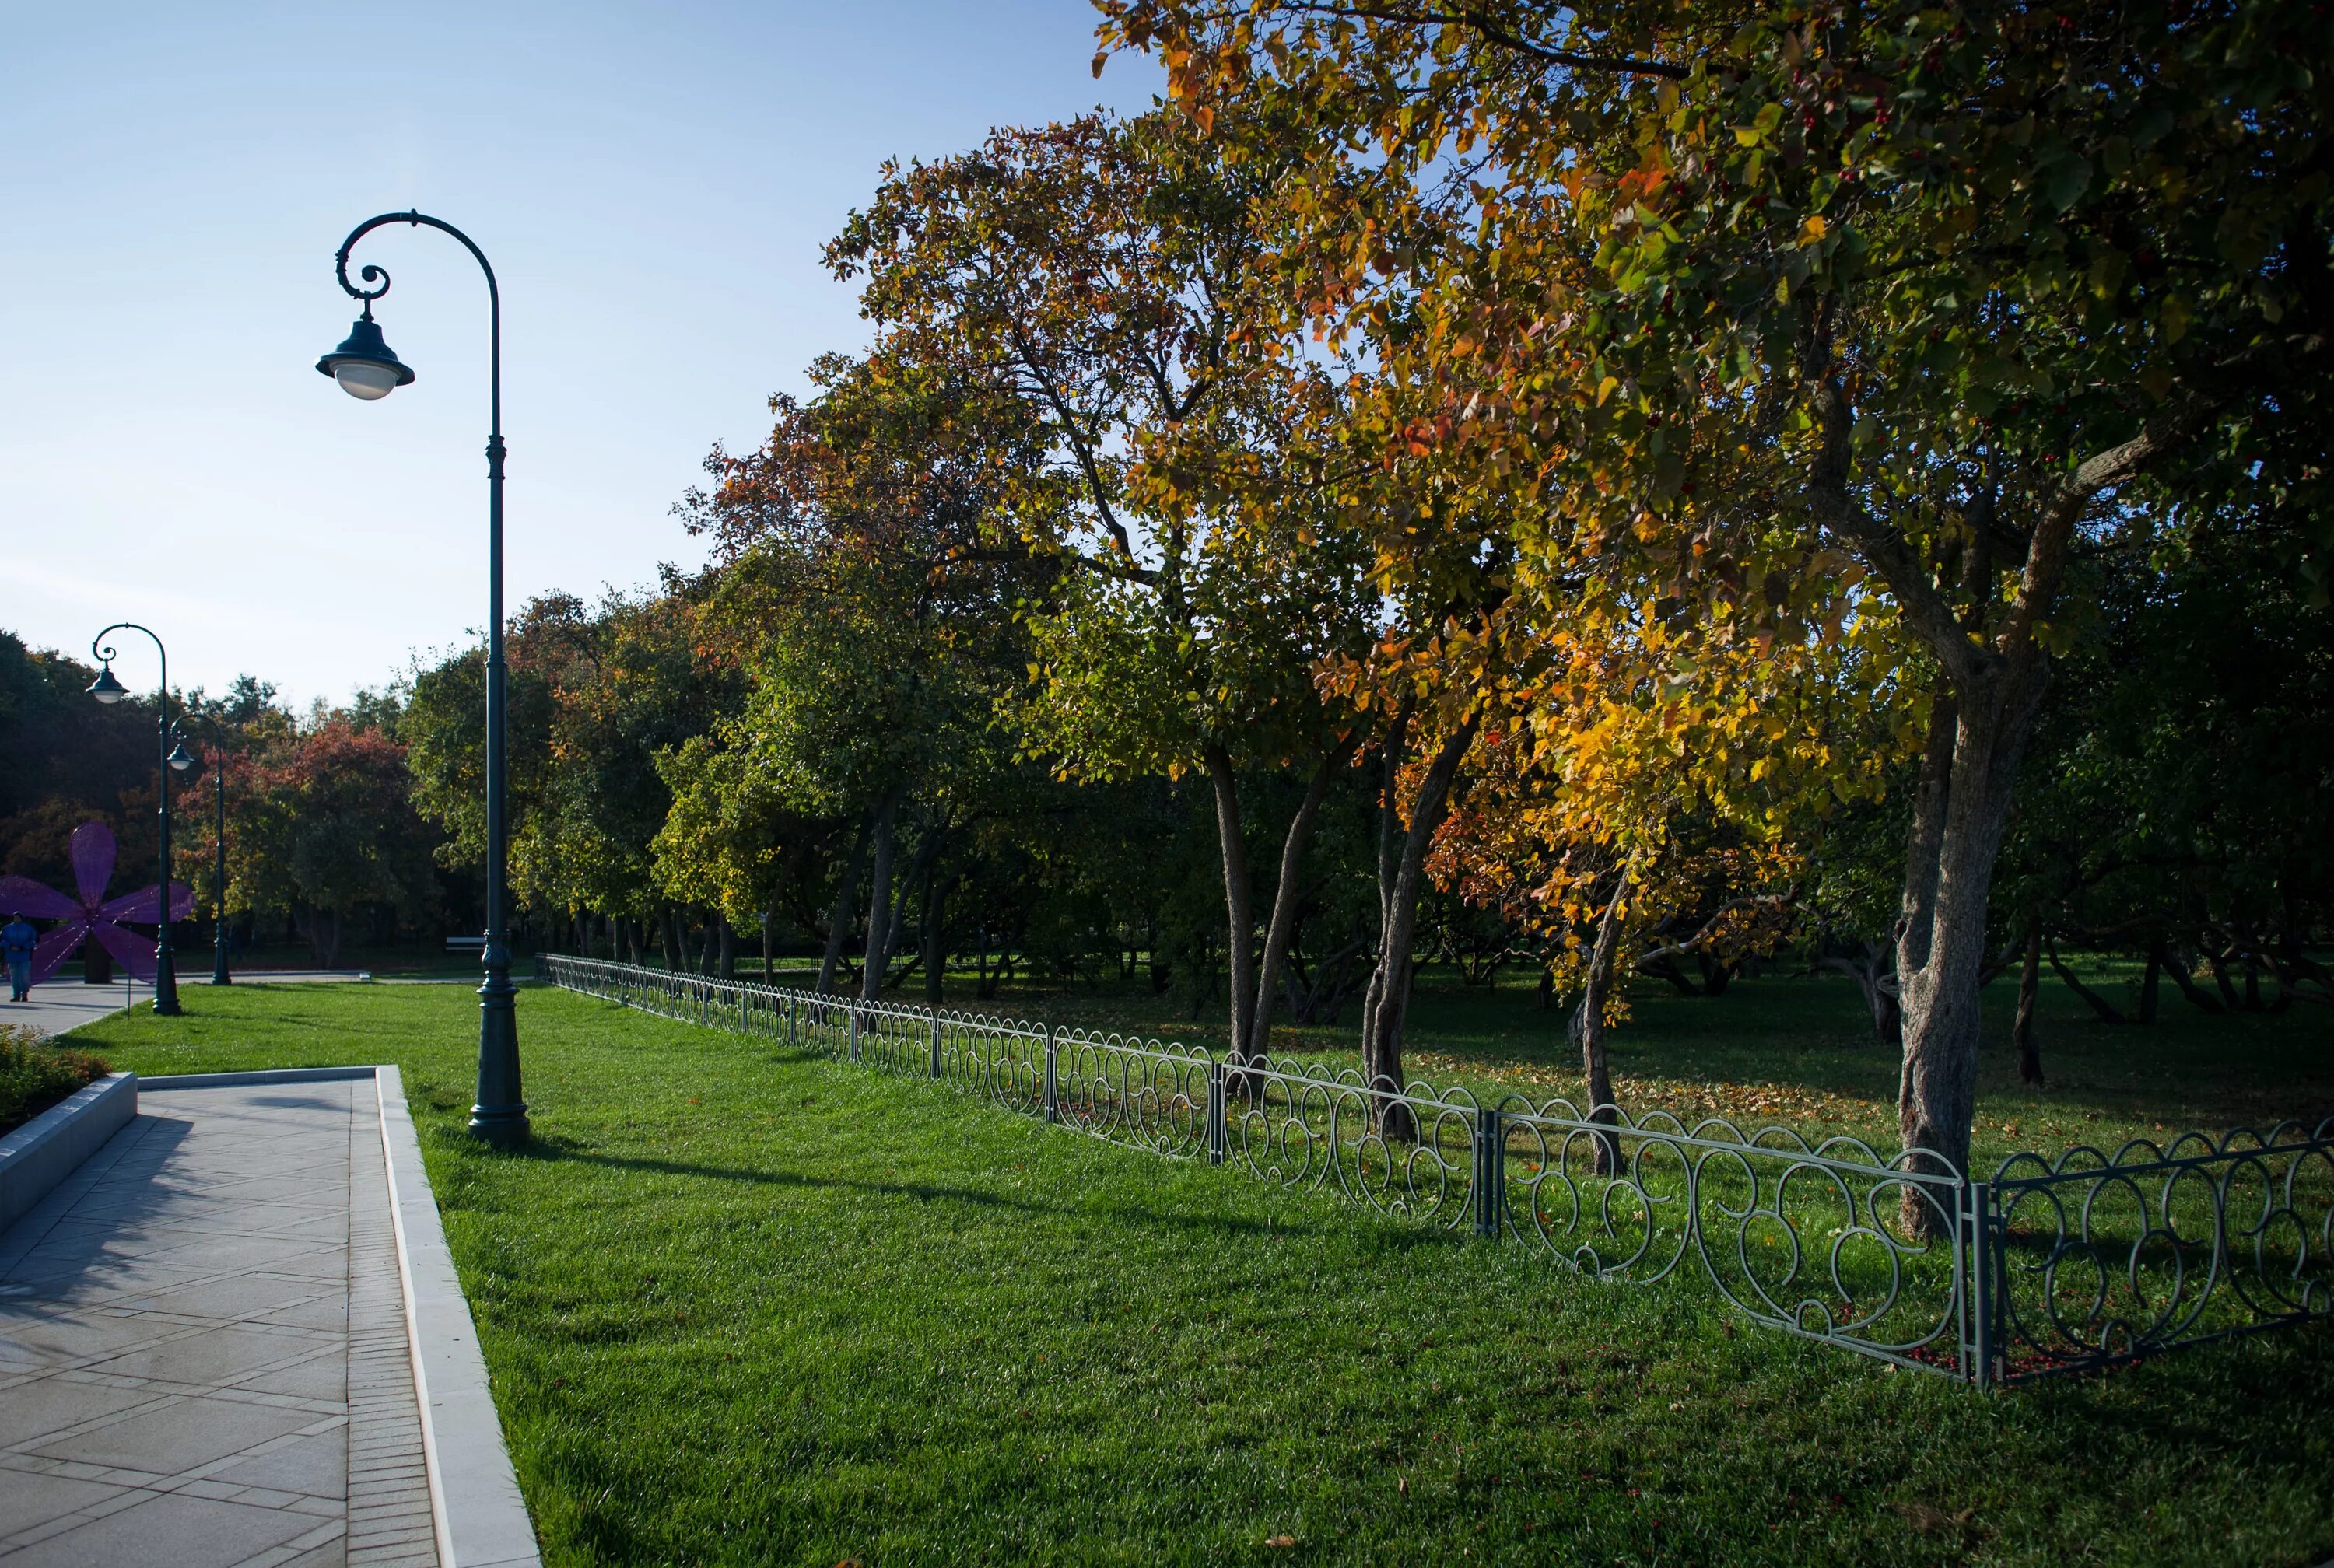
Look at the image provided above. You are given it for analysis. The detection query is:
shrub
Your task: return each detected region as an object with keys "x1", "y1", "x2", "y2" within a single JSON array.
[{"x1": 0, "y1": 1024, "x2": 109, "y2": 1135}]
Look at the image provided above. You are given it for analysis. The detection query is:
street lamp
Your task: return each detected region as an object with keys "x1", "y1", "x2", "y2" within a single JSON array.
[
  {"x1": 317, "y1": 209, "x2": 527, "y2": 1144},
  {"x1": 170, "y1": 715, "x2": 234, "y2": 986},
  {"x1": 86, "y1": 624, "x2": 181, "y2": 1016}
]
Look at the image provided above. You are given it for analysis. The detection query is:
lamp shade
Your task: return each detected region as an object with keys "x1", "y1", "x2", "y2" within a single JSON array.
[
  {"x1": 166, "y1": 740, "x2": 195, "y2": 772},
  {"x1": 87, "y1": 665, "x2": 128, "y2": 704},
  {"x1": 315, "y1": 315, "x2": 415, "y2": 401}
]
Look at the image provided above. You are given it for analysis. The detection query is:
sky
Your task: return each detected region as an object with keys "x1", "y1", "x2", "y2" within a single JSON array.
[{"x1": 1, "y1": 2, "x2": 1162, "y2": 709}]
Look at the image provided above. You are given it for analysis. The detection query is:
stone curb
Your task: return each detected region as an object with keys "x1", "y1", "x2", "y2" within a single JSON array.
[
  {"x1": 375, "y1": 1065, "x2": 543, "y2": 1568},
  {"x1": 0, "y1": 1070, "x2": 138, "y2": 1232},
  {"x1": 141, "y1": 1066, "x2": 383, "y2": 1090}
]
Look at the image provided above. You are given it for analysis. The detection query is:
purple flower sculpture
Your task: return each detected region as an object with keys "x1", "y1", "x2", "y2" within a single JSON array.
[{"x1": 0, "y1": 821, "x2": 194, "y2": 987}]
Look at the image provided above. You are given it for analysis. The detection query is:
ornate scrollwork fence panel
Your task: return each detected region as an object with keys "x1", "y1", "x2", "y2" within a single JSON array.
[
  {"x1": 1051, "y1": 1028, "x2": 1213, "y2": 1159},
  {"x1": 1488, "y1": 1097, "x2": 1969, "y2": 1374},
  {"x1": 935, "y1": 1007, "x2": 1047, "y2": 1115},
  {"x1": 1221, "y1": 1059, "x2": 1481, "y2": 1227},
  {"x1": 1984, "y1": 1118, "x2": 2334, "y2": 1381},
  {"x1": 538, "y1": 954, "x2": 2329, "y2": 1386},
  {"x1": 853, "y1": 999, "x2": 936, "y2": 1078}
]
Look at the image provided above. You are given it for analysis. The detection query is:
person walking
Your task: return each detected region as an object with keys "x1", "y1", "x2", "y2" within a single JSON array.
[{"x1": 3, "y1": 912, "x2": 37, "y2": 1002}]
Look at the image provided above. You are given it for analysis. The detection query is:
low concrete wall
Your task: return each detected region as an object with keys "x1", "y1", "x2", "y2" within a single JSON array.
[{"x1": 0, "y1": 1070, "x2": 138, "y2": 1232}]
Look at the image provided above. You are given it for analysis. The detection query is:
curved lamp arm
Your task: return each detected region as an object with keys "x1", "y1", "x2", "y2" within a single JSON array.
[
  {"x1": 90, "y1": 621, "x2": 166, "y2": 717},
  {"x1": 334, "y1": 211, "x2": 501, "y2": 434}
]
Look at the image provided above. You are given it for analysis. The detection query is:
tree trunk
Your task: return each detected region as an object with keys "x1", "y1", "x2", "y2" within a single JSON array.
[
  {"x1": 1201, "y1": 744, "x2": 1258, "y2": 1065},
  {"x1": 1696, "y1": 954, "x2": 1733, "y2": 996},
  {"x1": 818, "y1": 819, "x2": 871, "y2": 996},
  {"x1": 660, "y1": 907, "x2": 684, "y2": 971},
  {"x1": 2138, "y1": 943, "x2": 2161, "y2": 1024},
  {"x1": 1242, "y1": 737, "x2": 1357, "y2": 1066},
  {"x1": 1358, "y1": 697, "x2": 1414, "y2": 1057},
  {"x1": 1358, "y1": 712, "x2": 1481, "y2": 1140},
  {"x1": 2156, "y1": 941, "x2": 2226, "y2": 1014},
  {"x1": 697, "y1": 911, "x2": 717, "y2": 975},
  {"x1": 859, "y1": 789, "x2": 904, "y2": 1003},
  {"x1": 1894, "y1": 663, "x2": 2048, "y2": 1236},
  {"x1": 1571, "y1": 873, "x2": 1628, "y2": 1175},
  {"x1": 922, "y1": 870, "x2": 947, "y2": 1007},
  {"x1": 761, "y1": 908, "x2": 773, "y2": 983},
  {"x1": 2013, "y1": 910, "x2": 2045, "y2": 1087},
  {"x1": 717, "y1": 918, "x2": 736, "y2": 980},
  {"x1": 2045, "y1": 937, "x2": 2128, "y2": 1024},
  {"x1": 877, "y1": 827, "x2": 948, "y2": 995},
  {"x1": 2206, "y1": 947, "x2": 2241, "y2": 1009}
]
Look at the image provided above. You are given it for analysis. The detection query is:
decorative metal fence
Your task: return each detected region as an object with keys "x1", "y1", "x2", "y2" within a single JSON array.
[{"x1": 541, "y1": 954, "x2": 2333, "y2": 1387}]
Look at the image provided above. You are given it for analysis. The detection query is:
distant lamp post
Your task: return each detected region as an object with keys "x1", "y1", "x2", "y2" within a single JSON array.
[
  {"x1": 317, "y1": 208, "x2": 527, "y2": 1144},
  {"x1": 171, "y1": 716, "x2": 235, "y2": 986},
  {"x1": 86, "y1": 624, "x2": 181, "y2": 1016}
]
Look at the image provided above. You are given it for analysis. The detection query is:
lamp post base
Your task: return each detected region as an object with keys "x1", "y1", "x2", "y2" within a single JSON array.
[
  {"x1": 470, "y1": 966, "x2": 528, "y2": 1144},
  {"x1": 152, "y1": 950, "x2": 181, "y2": 1017}
]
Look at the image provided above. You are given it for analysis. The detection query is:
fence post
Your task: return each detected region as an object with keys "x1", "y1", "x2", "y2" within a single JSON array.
[
  {"x1": 929, "y1": 1009, "x2": 943, "y2": 1080},
  {"x1": 1206, "y1": 1059, "x2": 1227, "y2": 1166},
  {"x1": 1473, "y1": 1107, "x2": 1504, "y2": 1239},
  {"x1": 1968, "y1": 1179, "x2": 1994, "y2": 1390},
  {"x1": 850, "y1": 1003, "x2": 861, "y2": 1063},
  {"x1": 1043, "y1": 1027, "x2": 1060, "y2": 1123}
]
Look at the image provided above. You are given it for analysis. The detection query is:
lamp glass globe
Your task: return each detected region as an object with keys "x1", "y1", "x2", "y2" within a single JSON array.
[{"x1": 333, "y1": 359, "x2": 401, "y2": 400}]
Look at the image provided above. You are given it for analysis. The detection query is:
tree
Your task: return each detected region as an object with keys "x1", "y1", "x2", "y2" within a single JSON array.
[
  {"x1": 1432, "y1": 600, "x2": 1901, "y2": 1165},
  {"x1": 1099, "y1": 0, "x2": 2333, "y2": 1213},
  {"x1": 682, "y1": 355, "x2": 1043, "y2": 998},
  {"x1": 405, "y1": 590, "x2": 729, "y2": 964},
  {"x1": 230, "y1": 716, "x2": 438, "y2": 968},
  {"x1": 829, "y1": 112, "x2": 1389, "y2": 1059}
]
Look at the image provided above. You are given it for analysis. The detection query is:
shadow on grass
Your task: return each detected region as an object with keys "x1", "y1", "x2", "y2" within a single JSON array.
[{"x1": 484, "y1": 1134, "x2": 1354, "y2": 1243}]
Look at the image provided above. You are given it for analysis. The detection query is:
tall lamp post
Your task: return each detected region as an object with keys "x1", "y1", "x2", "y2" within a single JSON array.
[
  {"x1": 86, "y1": 623, "x2": 182, "y2": 1016},
  {"x1": 315, "y1": 210, "x2": 527, "y2": 1144},
  {"x1": 169, "y1": 714, "x2": 233, "y2": 985}
]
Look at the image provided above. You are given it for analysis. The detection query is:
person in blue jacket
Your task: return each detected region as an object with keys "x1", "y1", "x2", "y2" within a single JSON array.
[{"x1": 2, "y1": 912, "x2": 37, "y2": 1002}]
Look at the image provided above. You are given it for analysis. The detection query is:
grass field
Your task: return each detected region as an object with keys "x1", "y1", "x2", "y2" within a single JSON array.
[{"x1": 67, "y1": 977, "x2": 2334, "y2": 1567}]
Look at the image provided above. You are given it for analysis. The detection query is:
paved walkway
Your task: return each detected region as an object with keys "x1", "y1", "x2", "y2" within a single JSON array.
[
  {"x1": 0, "y1": 1080, "x2": 438, "y2": 1566},
  {"x1": 2, "y1": 984, "x2": 156, "y2": 1045}
]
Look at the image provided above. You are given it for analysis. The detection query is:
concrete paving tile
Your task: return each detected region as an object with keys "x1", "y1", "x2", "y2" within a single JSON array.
[
  {"x1": 248, "y1": 1290, "x2": 350, "y2": 1335},
  {"x1": 176, "y1": 1178, "x2": 347, "y2": 1210},
  {"x1": 25, "y1": 1392, "x2": 314, "y2": 1472},
  {"x1": 86, "y1": 1324, "x2": 331, "y2": 1390},
  {"x1": 175, "y1": 1477, "x2": 247, "y2": 1500},
  {"x1": 233, "y1": 1349, "x2": 348, "y2": 1401},
  {"x1": 210, "y1": 1426, "x2": 347, "y2": 1500},
  {"x1": 0, "y1": 1377, "x2": 160, "y2": 1449},
  {"x1": 0, "y1": 1255, "x2": 226, "y2": 1308},
  {"x1": 107, "y1": 1273, "x2": 334, "y2": 1323},
  {"x1": 0, "y1": 1488, "x2": 317, "y2": 1568},
  {"x1": 277, "y1": 1537, "x2": 348, "y2": 1568},
  {"x1": 135, "y1": 1234, "x2": 349, "y2": 1279},
  {"x1": 0, "y1": 1473, "x2": 124, "y2": 1541},
  {"x1": 0, "y1": 1309, "x2": 160, "y2": 1370}
]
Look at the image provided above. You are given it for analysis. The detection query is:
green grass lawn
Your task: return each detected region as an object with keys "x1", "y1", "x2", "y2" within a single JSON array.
[{"x1": 68, "y1": 981, "x2": 2334, "y2": 1567}]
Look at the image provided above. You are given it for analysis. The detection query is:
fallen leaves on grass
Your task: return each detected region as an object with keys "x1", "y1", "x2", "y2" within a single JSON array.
[
  {"x1": 1888, "y1": 1500, "x2": 1977, "y2": 1536},
  {"x1": 1265, "y1": 1534, "x2": 1297, "y2": 1548}
]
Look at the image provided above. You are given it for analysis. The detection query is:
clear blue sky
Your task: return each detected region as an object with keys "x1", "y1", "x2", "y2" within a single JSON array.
[{"x1": 2, "y1": 2, "x2": 1161, "y2": 709}]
